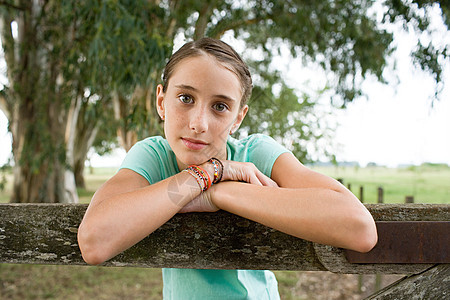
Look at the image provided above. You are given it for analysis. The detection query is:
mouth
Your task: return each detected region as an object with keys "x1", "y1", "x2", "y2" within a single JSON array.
[{"x1": 181, "y1": 137, "x2": 209, "y2": 150}]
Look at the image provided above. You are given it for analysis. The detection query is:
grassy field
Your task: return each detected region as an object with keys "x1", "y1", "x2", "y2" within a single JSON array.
[
  {"x1": 311, "y1": 164, "x2": 450, "y2": 204},
  {"x1": 3, "y1": 164, "x2": 449, "y2": 204},
  {"x1": 1, "y1": 165, "x2": 448, "y2": 299}
]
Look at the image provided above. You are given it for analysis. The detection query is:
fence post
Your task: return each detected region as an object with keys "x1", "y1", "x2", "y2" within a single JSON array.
[
  {"x1": 375, "y1": 186, "x2": 384, "y2": 292},
  {"x1": 377, "y1": 187, "x2": 384, "y2": 204},
  {"x1": 358, "y1": 185, "x2": 365, "y2": 293},
  {"x1": 359, "y1": 186, "x2": 364, "y2": 203},
  {"x1": 405, "y1": 196, "x2": 414, "y2": 203}
]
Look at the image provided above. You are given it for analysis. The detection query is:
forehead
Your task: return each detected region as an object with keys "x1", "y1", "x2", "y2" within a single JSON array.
[{"x1": 168, "y1": 54, "x2": 242, "y2": 101}]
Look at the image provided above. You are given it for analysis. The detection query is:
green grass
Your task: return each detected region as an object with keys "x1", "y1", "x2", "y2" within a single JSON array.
[
  {"x1": 0, "y1": 264, "x2": 400, "y2": 299},
  {"x1": 310, "y1": 165, "x2": 450, "y2": 204},
  {"x1": 0, "y1": 264, "x2": 163, "y2": 300},
  {"x1": 3, "y1": 165, "x2": 449, "y2": 204}
]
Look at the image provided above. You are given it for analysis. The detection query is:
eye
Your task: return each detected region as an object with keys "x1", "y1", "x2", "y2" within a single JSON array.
[
  {"x1": 213, "y1": 102, "x2": 229, "y2": 112},
  {"x1": 178, "y1": 94, "x2": 193, "y2": 104}
]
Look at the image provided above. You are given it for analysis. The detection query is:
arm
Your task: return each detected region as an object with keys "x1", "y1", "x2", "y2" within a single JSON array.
[
  {"x1": 78, "y1": 161, "x2": 272, "y2": 265},
  {"x1": 211, "y1": 153, "x2": 378, "y2": 252},
  {"x1": 77, "y1": 168, "x2": 203, "y2": 265}
]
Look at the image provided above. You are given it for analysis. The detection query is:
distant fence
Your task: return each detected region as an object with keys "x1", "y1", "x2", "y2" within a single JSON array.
[
  {"x1": 337, "y1": 178, "x2": 416, "y2": 204},
  {"x1": 0, "y1": 203, "x2": 449, "y2": 299}
]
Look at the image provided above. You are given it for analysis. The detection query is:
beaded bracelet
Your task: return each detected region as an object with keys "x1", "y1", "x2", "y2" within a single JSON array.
[
  {"x1": 182, "y1": 167, "x2": 205, "y2": 191},
  {"x1": 192, "y1": 165, "x2": 212, "y2": 190},
  {"x1": 183, "y1": 165, "x2": 212, "y2": 191},
  {"x1": 208, "y1": 157, "x2": 223, "y2": 184}
]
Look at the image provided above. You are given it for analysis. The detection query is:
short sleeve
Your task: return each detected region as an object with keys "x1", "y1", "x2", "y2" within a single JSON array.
[
  {"x1": 119, "y1": 136, "x2": 178, "y2": 184},
  {"x1": 246, "y1": 134, "x2": 291, "y2": 178}
]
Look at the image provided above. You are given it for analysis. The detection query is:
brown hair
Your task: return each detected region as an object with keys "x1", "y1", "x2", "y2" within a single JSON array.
[{"x1": 162, "y1": 37, "x2": 252, "y2": 107}]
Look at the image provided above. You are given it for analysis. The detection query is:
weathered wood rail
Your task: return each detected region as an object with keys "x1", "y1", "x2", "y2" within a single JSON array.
[{"x1": 1, "y1": 203, "x2": 449, "y2": 299}]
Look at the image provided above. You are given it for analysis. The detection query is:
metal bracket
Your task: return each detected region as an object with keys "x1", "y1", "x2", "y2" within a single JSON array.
[{"x1": 345, "y1": 221, "x2": 450, "y2": 264}]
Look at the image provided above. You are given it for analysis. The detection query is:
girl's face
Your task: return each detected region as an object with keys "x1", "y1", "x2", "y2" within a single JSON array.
[{"x1": 156, "y1": 54, "x2": 248, "y2": 170}]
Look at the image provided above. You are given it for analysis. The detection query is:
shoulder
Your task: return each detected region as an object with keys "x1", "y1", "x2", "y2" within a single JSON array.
[
  {"x1": 227, "y1": 134, "x2": 280, "y2": 150},
  {"x1": 126, "y1": 136, "x2": 174, "y2": 159},
  {"x1": 133, "y1": 136, "x2": 170, "y2": 151},
  {"x1": 228, "y1": 134, "x2": 291, "y2": 177},
  {"x1": 120, "y1": 136, "x2": 177, "y2": 184}
]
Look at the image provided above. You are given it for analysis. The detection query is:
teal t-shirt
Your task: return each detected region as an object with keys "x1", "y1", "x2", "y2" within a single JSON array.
[{"x1": 120, "y1": 134, "x2": 290, "y2": 300}]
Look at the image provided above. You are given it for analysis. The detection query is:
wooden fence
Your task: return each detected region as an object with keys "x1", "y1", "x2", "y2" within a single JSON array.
[
  {"x1": 0, "y1": 203, "x2": 449, "y2": 299},
  {"x1": 338, "y1": 179, "x2": 416, "y2": 204}
]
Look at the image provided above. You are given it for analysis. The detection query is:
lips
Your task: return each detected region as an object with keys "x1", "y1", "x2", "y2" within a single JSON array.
[{"x1": 181, "y1": 138, "x2": 209, "y2": 150}]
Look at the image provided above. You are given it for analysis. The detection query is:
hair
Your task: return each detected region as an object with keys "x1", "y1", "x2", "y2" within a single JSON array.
[{"x1": 162, "y1": 37, "x2": 252, "y2": 108}]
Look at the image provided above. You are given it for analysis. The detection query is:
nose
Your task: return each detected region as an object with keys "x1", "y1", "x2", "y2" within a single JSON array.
[{"x1": 189, "y1": 106, "x2": 208, "y2": 133}]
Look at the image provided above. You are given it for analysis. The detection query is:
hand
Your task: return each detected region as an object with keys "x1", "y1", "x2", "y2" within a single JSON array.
[
  {"x1": 178, "y1": 188, "x2": 219, "y2": 213},
  {"x1": 221, "y1": 160, "x2": 279, "y2": 187}
]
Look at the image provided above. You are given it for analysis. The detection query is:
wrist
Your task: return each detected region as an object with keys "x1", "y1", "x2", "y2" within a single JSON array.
[
  {"x1": 201, "y1": 158, "x2": 224, "y2": 184},
  {"x1": 209, "y1": 181, "x2": 231, "y2": 209},
  {"x1": 200, "y1": 161, "x2": 215, "y2": 182}
]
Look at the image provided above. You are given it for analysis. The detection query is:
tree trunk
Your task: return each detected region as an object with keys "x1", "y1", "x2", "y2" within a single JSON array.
[
  {"x1": 73, "y1": 118, "x2": 99, "y2": 189},
  {"x1": 113, "y1": 90, "x2": 139, "y2": 152},
  {"x1": 10, "y1": 111, "x2": 70, "y2": 203},
  {"x1": 113, "y1": 85, "x2": 163, "y2": 152},
  {"x1": 2, "y1": 2, "x2": 79, "y2": 203}
]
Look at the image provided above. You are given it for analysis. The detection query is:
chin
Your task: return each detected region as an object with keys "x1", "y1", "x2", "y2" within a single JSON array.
[{"x1": 175, "y1": 152, "x2": 208, "y2": 168}]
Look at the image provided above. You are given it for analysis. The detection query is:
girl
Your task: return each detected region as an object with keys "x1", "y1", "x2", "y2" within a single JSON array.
[{"x1": 78, "y1": 37, "x2": 377, "y2": 299}]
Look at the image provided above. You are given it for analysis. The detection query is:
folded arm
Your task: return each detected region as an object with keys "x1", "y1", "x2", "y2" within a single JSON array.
[
  {"x1": 77, "y1": 169, "x2": 203, "y2": 265},
  {"x1": 211, "y1": 153, "x2": 378, "y2": 252}
]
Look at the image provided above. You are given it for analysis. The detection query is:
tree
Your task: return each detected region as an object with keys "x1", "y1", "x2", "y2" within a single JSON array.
[
  {"x1": 88, "y1": 0, "x2": 449, "y2": 162},
  {"x1": 0, "y1": 1, "x2": 166, "y2": 202},
  {"x1": 1, "y1": 0, "x2": 448, "y2": 202},
  {"x1": 0, "y1": 1, "x2": 86, "y2": 203}
]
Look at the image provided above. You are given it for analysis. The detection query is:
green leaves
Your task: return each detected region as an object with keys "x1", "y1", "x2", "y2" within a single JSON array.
[
  {"x1": 1, "y1": 0, "x2": 448, "y2": 198},
  {"x1": 82, "y1": 0, "x2": 169, "y2": 94}
]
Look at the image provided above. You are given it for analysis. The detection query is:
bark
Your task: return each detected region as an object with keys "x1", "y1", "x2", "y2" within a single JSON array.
[
  {"x1": 73, "y1": 125, "x2": 98, "y2": 189},
  {"x1": 112, "y1": 90, "x2": 139, "y2": 152},
  {"x1": 193, "y1": 1, "x2": 215, "y2": 40},
  {"x1": 73, "y1": 103, "x2": 99, "y2": 189},
  {"x1": 2, "y1": 2, "x2": 79, "y2": 203},
  {"x1": 0, "y1": 203, "x2": 447, "y2": 275},
  {"x1": 113, "y1": 81, "x2": 163, "y2": 152},
  {"x1": 366, "y1": 265, "x2": 449, "y2": 300}
]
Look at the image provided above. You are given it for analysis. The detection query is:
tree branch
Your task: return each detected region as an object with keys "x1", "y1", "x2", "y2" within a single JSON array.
[
  {"x1": 193, "y1": 1, "x2": 215, "y2": 40},
  {"x1": 210, "y1": 16, "x2": 265, "y2": 39},
  {"x1": 0, "y1": 14, "x2": 16, "y2": 85},
  {"x1": 0, "y1": 1, "x2": 26, "y2": 11}
]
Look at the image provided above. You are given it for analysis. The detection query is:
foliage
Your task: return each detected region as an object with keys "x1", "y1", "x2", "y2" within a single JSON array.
[
  {"x1": 383, "y1": 0, "x2": 450, "y2": 102},
  {"x1": 0, "y1": 0, "x2": 449, "y2": 202},
  {"x1": 79, "y1": 0, "x2": 170, "y2": 94},
  {"x1": 230, "y1": 0, "x2": 395, "y2": 106}
]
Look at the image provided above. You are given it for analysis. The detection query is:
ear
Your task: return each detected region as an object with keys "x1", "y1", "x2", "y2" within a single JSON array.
[
  {"x1": 230, "y1": 105, "x2": 248, "y2": 134},
  {"x1": 156, "y1": 84, "x2": 165, "y2": 120}
]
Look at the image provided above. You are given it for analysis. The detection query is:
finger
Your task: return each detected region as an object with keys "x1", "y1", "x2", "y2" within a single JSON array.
[
  {"x1": 248, "y1": 173, "x2": 263, "y2": 185},
  {"x1": 255, "y1": 171, "x2": 278, "y2": 187}
]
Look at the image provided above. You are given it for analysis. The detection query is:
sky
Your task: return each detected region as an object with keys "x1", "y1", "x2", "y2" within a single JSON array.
[
  {"x1": 332, "y1": 20, "x2": 450, "y2": 167},
  {"x1": 1, "y1": 5, "x2": 449, "y2": 168}
]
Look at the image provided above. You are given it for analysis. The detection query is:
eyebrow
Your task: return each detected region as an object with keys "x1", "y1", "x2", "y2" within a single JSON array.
[{"x1": 174, "y1": 84, "x2": 237, "y2": 103}]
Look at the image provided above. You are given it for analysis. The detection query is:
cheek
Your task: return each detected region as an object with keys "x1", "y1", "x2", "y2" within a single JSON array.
[
  {"x1": 212, "y1": 118, "x2": 233, "y2": 139},
  {"x1": 165, "y1": 106, "x2": 182, "y2": 126}
]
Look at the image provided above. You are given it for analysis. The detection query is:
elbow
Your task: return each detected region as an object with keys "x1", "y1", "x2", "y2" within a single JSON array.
[
  {"x1": 355, "y1": 229, "x2": 378, "y2": 253},
  {"x1": 77, "y1": 223, "x2": 109, "y2": 265},
  {"x1": 349, "y1": 213, "x2": 378, "y2": 253}
]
